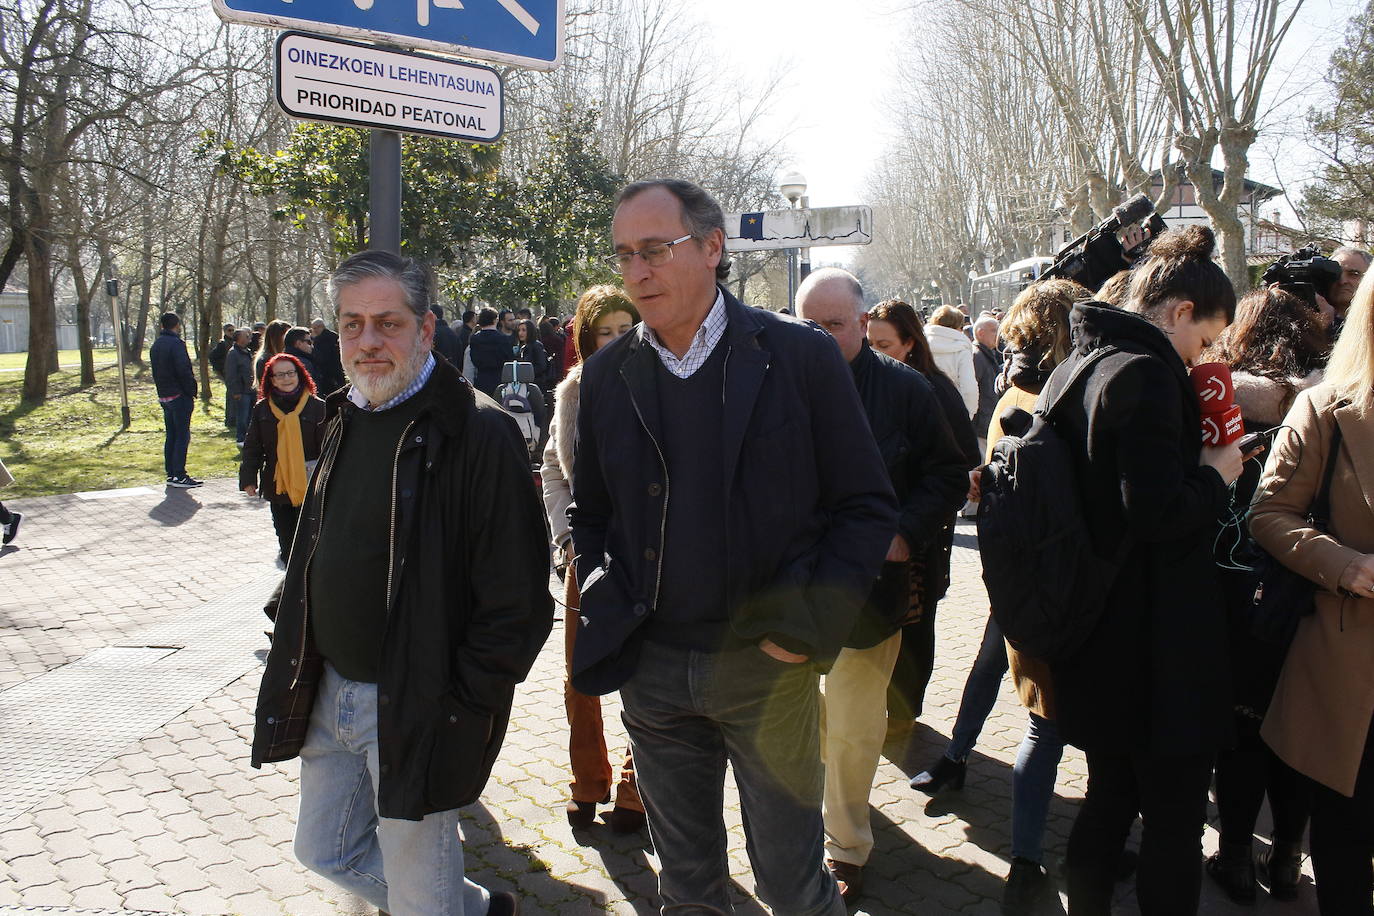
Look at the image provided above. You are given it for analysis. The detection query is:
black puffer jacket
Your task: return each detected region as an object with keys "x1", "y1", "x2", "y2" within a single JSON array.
[
  {"x1": 1046, "y1": 303, "x2": 1232, "y2": 756},
  {"x1": 251, "y1": 358, "x2": 554, "y2": 820}
]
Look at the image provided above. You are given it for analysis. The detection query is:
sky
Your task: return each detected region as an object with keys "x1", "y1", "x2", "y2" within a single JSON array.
[{"x1": 690, "y1": 0, "x2": 1364, "y2": 265}]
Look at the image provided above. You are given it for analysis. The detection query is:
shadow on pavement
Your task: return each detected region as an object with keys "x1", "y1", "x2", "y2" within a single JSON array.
[{"x1": 148, "y1": 487, "x2": 202, "y2": 526}]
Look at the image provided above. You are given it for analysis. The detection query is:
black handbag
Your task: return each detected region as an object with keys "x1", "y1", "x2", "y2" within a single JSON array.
[{"x1": 1246, "y1": 422, "x2": 1344, "y2": 645}]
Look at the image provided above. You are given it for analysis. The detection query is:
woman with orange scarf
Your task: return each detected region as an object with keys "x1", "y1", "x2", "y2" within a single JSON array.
[{"x1": 240, "y1": 353, "x2": 327, "y2": 562}]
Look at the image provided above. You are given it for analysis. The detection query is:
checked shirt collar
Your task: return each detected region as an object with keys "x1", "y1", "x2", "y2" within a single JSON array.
[
  {"x1": 347, "y1": 352, "x2": 435, "y2": 412},
  {"x1": 643, "y1": 288, "x2": 727, "y2": 379}
]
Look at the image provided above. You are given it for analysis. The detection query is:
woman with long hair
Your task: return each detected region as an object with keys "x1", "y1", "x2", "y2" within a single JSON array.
[
  {"x1": 255, "y1": 319, "x2": 292, "y2": 384},
  {"x1": 866, "y1": 299, "x2": 979, "y2": 728},
  {"x1": 1050, "y1": 225, "x2": 1244, "y2": 914},
  {"x1": 514, "y1": 318, "x2": 551, "y2": 390},
  {"x1": 1251, "y1": 271, "x2": 1374, "y2": 915},
  {"x1": 541, "y1": 285, "x2": 644, "y2": 833},
  {"x1": 1203, "y1": 287, "x2": 1328, "y2": 903},
  {"x1": 240, "y1": 353, "x2": 327, "y2": 563},
  {"x1": 909, "y1": 279, "x2": 1089, "y2": 912}
]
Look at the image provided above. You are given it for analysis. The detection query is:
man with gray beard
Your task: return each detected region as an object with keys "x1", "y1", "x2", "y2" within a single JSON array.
[{"x1": 252, "y1": 250, "x2": 553, "y2": 915}]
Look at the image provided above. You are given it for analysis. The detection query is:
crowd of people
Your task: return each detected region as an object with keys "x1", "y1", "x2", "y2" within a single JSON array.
[{"x1": 131, "y1": 176, "x2": 1374, "y2": 916}]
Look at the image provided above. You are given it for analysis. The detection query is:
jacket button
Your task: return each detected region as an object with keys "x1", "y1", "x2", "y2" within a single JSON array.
[
  {"x1": 647, "y1": 483, "x2": 662, "y2": 496},
  {"x1": 380, "y1": 763, "x2": 390, "y2": 774},
  {"x1": 379, "y1": 694, "x2": 390, "y2": 706},
  {"x1": 289, "y1": 658, "x2": 297, "y2": 666},
  {"x1": 449, "y1": 714, "x2": 458, "y2": 724},
  {"x1": 644, "y1": 547, "x2": 656, "y2": 561},
  {"x1": 402, "y1": 489, "x2": 412, "y2": 498},
  {"x1": 579, "y1": 616, "x2": 590, "y2": 627},
  {"x1": 266, "y1": 716, "x2": 276, "y2": 724},
  {"x1": 633, "y1": 603, "x2": 647, "y2": 617}
]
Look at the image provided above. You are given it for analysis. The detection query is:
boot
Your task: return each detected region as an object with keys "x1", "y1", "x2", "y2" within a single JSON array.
[
  {"x1": 1205, "y1": 841, "x2": 1256, "y2": 905},
  {"x1": 1256, "y1": 840, "x2": 1303, "y2": 901}
]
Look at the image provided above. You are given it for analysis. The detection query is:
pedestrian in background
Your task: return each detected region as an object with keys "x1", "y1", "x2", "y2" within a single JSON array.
[
  {"x1": 256, "y1": 319, "x2": 290, "y2": 383},
  {"x1": 309, "y1": 318, "x2": 346, "y2": 394},
  {"x1": 1050, "y1": 226, "x2": 1243, "y2": 915},
  {"x1": 0, "y1": 458, "x2": 20, "y2": 545},
  {"x1": 1251, "y1": 270, "x2": 1374, "y2": 916},
  {"x1": 541, "y1": 284, "x2": 643, "y2": 833},
  {"x1": 149, "y1": 311, "x2": 201, "y2": 489},
  {"x1": 866, "y1": 298, "x2": 979, "y2": 727},
  {"x1": 797, "y1": 268, "x2": 967, "y2": 903},
  {"x1": 240, "y1": 352, "x2": 326, "y2": 563},
  {"x1": 225, "y1": 328, "x2": 256, "y2": 448},
  {"x1": 282, "y1": 327, "x2": 317, "y2": 383},
  {"x1": 514, "y1": 319, "x2": 550, "y2": 390},
  {"x1": 925, "y1": 304, "x2": 979, "y2": 419},
  {"x1": 209, "y1": 322, "x2": 236, "y2": 430}
]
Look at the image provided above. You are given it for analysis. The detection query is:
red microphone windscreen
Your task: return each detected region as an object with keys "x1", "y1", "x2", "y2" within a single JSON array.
[{"x1": 1190, "y1": 362, "x2": 1243, "y2": 446}]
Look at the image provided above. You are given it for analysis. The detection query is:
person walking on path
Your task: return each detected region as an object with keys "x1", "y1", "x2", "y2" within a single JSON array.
[
  {"x1": 239, "y1": 352, "x2": 326, "y2": 563},
  {"x1": 797, "y1": 268, "x2": 967, "y2": 902},
  {"x1": 224, "y1": 329, "x2": 256, "y2": 448},
  {"x1": 570, "y1": 178, "x2": 897, "y2": 915},
  {"x1": 0, "y1": 458, "x2": 19, "y2": 545},
  {"x1": 149, "y1": 311, "x2": 200, "y2": 488},
  {"x1": 925, "y1": 304, "x2": 979, "y2": 419},
  {"x1": 1251, "y1": 272, "x2": 1374, "y2": 916},
  {"x1": 251, "y1": 249, "x2": 552, "y2": 916},
  {"x1": 209, "y1": 322, "x2": 236, "y2": 430},
  {"x1": 542, "y1": 284, "x2": 643, "y2": 833}
]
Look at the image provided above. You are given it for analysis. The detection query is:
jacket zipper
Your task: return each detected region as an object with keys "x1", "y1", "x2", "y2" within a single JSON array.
[
  {"x1": 386, "y1": 419, "x2": 419, "y2": 613},
  {"x1": 291, "y1": 416, "x2": 343, "y2": 689},
  {"x1": 622, "y1": 366, "x2": 668, "y2": 610}
]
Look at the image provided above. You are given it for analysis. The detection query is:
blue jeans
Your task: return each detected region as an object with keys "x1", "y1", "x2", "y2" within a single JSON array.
[
  {"x1": 159, "y1": 395, "x2": 193, "y2": 479},
  {"x1": 619, "y1": 639, "x2": 845, "y2": 916},
  {"x1": 946, "y1": 613, "x2": 1009, "y2": 761},
  {"x1": 233, "y1": 391, "x2": 253, "y2": 443},
  {"x1": 294, "y1": 663, "x2": 491, "y2": 916},
  {"x1": 1012, "y1": 712, "x2": 1065, "y2": 863}
]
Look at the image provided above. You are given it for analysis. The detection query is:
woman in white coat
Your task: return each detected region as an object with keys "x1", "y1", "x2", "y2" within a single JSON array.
[{"x1": 925, "y1": 304, "x2": 979, "y2": 418}]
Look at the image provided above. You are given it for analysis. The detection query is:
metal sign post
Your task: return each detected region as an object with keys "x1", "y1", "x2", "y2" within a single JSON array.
[
  {"x1": 104, "y1": 278, "x2": 132, "y2": 429},
  {"x1": 369, "y1": 130, "x2": 402, "y2": 254}
]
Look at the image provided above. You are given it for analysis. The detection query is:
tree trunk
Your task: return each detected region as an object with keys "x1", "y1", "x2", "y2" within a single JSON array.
[
  {"x1": 22, "y1": 224, "x2": 56, "y2": 403},
  {"x1": 130, "y1": 210, "x2": 154, "y2": 367}
]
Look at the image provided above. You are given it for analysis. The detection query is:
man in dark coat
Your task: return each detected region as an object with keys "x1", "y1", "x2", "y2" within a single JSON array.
[
  {"x1": 570, "y1": 179, "x2": 897, "y2": 915},
  {"x1": 149, "y1": 312, "x2": 200, "y2": 488},
  {"x1": 796, "y1": 268, "x2": 968, "y2": 902},
  {"x1": 971, "y1": 313, "x2": 1004, "y2": 445},
  {"x1": 224, "y1": 329, "x2": 256, "y2": 446},
  {"x1": 208, "y1": 322, "x2": 236, "y2": 429},
  {"x1": 430, "y1": 304, "x2": 463, "y2": 367},
  {"x1": 309, "y1": 318, "x2": 346, "y2": 393},
  {"x1": 251, "y1": 250, "x2": 550, "y2": 916},
  {"x1": 282, "y1": 326, "x2": 318, "y2": 382},
  {"x1": 467, "y1": 308, "x2": 510, "y2": 396}
]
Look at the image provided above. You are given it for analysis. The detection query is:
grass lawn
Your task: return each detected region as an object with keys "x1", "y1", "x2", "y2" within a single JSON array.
[
  {"x1": 0, "y1": 348, "x2": 120, "y2": 372},
  {"x1": 0, "y1": 362, "x2": 242, "y2": 498}
]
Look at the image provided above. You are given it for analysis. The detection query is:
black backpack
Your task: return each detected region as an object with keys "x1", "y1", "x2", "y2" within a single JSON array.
[{"x1": 978, "y1": 346, "x2": 1126, "y2": 661}]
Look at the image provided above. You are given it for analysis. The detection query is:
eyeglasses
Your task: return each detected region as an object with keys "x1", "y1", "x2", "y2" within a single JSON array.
[
  {"x1": 602, "y1": 235, "x2": 693, "y2": 273},
  {"x1": 271, "y1": 369, "x2": 298, "y2": 379}
]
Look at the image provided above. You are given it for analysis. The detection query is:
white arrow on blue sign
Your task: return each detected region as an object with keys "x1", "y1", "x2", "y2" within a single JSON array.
[{"x1": 213, "y1": 0, "x2": 563, "y2": 70}]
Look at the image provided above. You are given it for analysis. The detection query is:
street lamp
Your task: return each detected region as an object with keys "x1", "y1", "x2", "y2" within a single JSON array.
[{"x1": 778, "y1": 171, "x2": 807, "y2": 311}]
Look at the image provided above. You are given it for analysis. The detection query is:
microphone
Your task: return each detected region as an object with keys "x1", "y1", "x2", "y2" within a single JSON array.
[{"x1": 1191, "y1": 362, "x2": 1244, "y2": 447}]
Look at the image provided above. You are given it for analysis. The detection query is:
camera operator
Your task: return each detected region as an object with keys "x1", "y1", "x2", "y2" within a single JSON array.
[{"x1": 1327, "y1": 246, "x2": 1371, "y2": 324}]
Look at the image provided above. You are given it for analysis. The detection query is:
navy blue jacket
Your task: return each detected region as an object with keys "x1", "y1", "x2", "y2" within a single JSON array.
[
  {"x1": 468, "y1": 327, "x2": 510, "y2": 396},
  {"x1": 569, "y1": 289, "x2": 898, "y2": 694},
  {"x1": 150, "y1": 330, "x2": 197, "y2": 400}
]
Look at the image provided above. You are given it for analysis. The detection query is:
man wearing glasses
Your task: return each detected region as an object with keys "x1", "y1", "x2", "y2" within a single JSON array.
[{"x1": 569, "y1": 179, "x2": 896, "y2": 915}]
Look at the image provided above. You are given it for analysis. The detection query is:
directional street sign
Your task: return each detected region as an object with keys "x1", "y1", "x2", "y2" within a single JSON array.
[
  {"x1": 275, "y1": 32, "x2": 503, "y2": 142},
  {"x1": 724, "y1": 206, "x2": 874, "y2": 252},
  {"x1": 215, "y1": 0, "x2": 563, "y2": 70}
]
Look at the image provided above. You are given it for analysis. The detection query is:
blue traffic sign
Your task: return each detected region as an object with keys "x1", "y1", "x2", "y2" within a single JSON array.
[{"x1": 213, "y1": 0, "x2": 563, "y2": 70}]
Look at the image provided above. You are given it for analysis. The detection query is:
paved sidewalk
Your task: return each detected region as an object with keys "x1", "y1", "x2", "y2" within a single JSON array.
[{"x1": 0, "y1": 481, "x2": 1318, "y2": 914}]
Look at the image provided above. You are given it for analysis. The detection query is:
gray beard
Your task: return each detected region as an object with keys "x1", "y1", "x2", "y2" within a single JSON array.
[{"x1": 349, "y1": 336, "x2": 429, "y2": 407}]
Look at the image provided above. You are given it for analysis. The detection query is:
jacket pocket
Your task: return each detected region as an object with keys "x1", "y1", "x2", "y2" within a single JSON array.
[{"x1": 427, "y1": 691, "x2": 497, "y2": 810}]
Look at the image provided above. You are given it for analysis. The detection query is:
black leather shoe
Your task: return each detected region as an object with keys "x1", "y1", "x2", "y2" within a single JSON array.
[
  {"x1": 1256, "y1": 841, "x2": 1303, "y2": 900},
  {"x1": 910, "y1": 755, "x2": 966, "y2": 794},
  {"x1": 1206, "y1": 841, "x2": 1256, "y2": 904},
  {"x1": 606, "y1": 805, "x2": 646, "y2": 834},
  {"x1": 1002, "y1": 857, "x2": 1049, "y2": 915},
  {"x1": 565, "y1": 799, "x2": 597, "y2": 829}
]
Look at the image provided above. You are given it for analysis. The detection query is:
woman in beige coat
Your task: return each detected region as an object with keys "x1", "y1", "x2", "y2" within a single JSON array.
[
  {"x1": 1251, "y1": 272, "x2": 1374, "y2": 915},
  {"x1": 541, "y1": 285, "x2": 642, "y2": 833}
]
